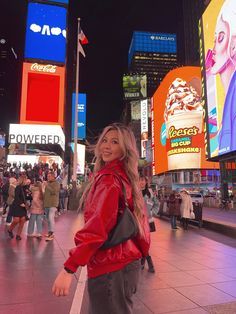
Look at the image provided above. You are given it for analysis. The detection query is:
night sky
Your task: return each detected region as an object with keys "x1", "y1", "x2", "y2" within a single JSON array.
[{"x1": 0, "y1": 0, "x2": 183, "y2": 137}]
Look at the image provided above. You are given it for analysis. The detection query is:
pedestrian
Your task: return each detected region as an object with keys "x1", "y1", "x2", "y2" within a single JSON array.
[
  {"x1": 52, "y1": 123, "x2": 150, "y2": 314},
  {"x1": 43, "y1": 172, "x2": 60, "y2": 241},
  {"x1": 5, "y1": 177, "x2": 17, "y2": 225},
  {"x1": 58, "y1": 184, "x2": 66, "y2": 214},
  {"x1": 7, "y1": 175, "x2": 28, "y2": 240},
  {"x1": 180, "y1": 189, "x2": 193, "y2": 230},
  {"x1": 168, "y1": 191, "x2": 181, "y2": 230},
  {"x1": 27, "y1": 179, "x2": 44, "y2": 238},
  {"x1": 139, "y1": 173, "x2": 155, "y2": 273}
]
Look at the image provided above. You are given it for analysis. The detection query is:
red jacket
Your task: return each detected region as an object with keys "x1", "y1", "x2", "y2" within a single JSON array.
[{"x1": 64, "y1": 159, "x2": 150, "y2": 278}]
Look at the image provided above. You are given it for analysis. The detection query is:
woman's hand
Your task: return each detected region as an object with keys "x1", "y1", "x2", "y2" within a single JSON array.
[{"x1": 52, "y1": 269, "x2": 73, "y2": 297}]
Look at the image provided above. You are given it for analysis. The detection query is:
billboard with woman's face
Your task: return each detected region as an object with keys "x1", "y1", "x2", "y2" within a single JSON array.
[{"x1": 201, "y1": 0, "x2": 236, "y2": 158}]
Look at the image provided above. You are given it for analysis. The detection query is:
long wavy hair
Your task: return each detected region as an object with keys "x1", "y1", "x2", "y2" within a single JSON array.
[{"x1": 79, "y1": 123, "x2": 144, "y2": 225}]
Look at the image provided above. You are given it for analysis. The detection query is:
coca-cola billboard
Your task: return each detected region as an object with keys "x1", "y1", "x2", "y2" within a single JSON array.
[
  {"x1": 30, "y1": 63, "x2": 57, "y2": 73},
  {"x1": 20, "y1": 62, "x2": 65, "y2": 126}
]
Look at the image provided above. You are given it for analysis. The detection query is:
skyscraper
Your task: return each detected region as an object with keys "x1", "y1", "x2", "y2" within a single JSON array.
[{"x1": 128, "y1": 31, "x2": 178, "y2": 97}]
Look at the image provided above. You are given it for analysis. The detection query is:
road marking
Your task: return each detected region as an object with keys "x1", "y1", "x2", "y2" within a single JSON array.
[{"x1": 70, "y1": 266, "x2": 87, "y2": 314}]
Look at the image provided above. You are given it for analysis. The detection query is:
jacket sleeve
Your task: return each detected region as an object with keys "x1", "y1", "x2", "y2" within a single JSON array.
[{"x1": 64, "y1": 176, "x2": 120, "y2": 272}]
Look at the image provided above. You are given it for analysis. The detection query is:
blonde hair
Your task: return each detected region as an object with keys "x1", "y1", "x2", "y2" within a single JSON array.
[
  {"x1": 79, "y1": 123, "x2": 144, "y2": 225},
  {"x1": 18, "y1": 175, "x2": 28, "y2": 186},
  {"x1": 217, "y1": 0, "x2": 236, "y2": 63}
]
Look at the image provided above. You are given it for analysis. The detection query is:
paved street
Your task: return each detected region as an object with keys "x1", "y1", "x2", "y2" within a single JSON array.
[{"x1": 1, "y1": 208, "x2": 236, "y2": 314}]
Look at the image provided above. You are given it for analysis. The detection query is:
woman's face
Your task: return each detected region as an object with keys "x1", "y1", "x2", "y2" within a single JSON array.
[
  {"x1": 211, "y1": 18, "x2": 230, "y2": 74},
  {"x1": 99, "y1": 130, "x2": 123, "y2": 163},
  {"x1": 139, "y1": 177, "x2": 146, "y2": 190}
]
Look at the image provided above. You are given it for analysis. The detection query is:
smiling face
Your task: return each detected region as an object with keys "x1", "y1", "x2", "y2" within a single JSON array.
[
  {"x1": 99, "y1": 130, "x2": 123, "y2": 163},
  {"x1": 211, "y1": 18, "x2": 230, "y2": 74},
  {"x1": 139, "y1": 176, "x2": 147, "y2": 190}
]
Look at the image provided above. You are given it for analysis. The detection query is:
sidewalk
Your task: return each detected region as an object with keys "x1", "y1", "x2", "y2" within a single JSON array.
[
  {"x1": 1, "y1": 210, "x2": 236, "y2": 314},
  {"x1": 202, "y1": 207, "x2": 236, "y2": 238}
]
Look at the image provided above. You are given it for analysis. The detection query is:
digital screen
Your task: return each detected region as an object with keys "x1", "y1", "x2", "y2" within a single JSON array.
[
  {"x1": 123, "y1": 74, "x2": 147, "y2": 99},
  {"x1": 71, "y1": 93, "x2": 86, "y2": 140},
  {"x1": 70, "y1": 143, "x2": 85, "y2": 174},
  {"x1": 201, "y1": 0, "x2": 236, "y2": 158},
  {"x1": 20, "y1": 62, "x2": 65, "y2": 126},
  {"x1": 152, "y1": 66, "x2": 219, "y2": 174},
  {"x1": 0, "y1": 134, "x2": 5, "y2": 147},
  {"x1": 25, "y1": 2, "x2": 67, "y2": 63},
  {"x1": 9, "y1": 124, "x2": 65, "y2": 151},
  {"x1": 41, "y1": 0, "x2": 69, "y2": 4},
  {"x1": 129, "y1": 31, "x2": 177, "y2": 66}
]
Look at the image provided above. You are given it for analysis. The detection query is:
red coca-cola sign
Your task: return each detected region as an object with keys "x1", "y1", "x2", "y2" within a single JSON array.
[{"x1": 31, "y1": 63, "x2": 57, "y2": 73}]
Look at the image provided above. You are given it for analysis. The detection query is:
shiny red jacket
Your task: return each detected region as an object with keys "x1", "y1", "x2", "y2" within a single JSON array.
[{"x1": 64, "y1": 159, "x2": 150, "y2": 278}]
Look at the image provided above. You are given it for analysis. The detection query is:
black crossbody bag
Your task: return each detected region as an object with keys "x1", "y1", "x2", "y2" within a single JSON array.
[{"x1": 101, "y1": 178, "x2": 139, "y2": 250}]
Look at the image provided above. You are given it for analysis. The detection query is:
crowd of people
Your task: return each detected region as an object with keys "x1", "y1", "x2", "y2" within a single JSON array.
[{"x1": 0, "y1": 162, "x2": 69, "y2": 241}]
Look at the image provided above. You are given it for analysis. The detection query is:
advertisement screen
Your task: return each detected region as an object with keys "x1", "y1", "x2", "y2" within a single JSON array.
[
  {"x1": 20, "y1": 62, "x2": 65, "y2": 126},
  {"x1": 128, "y1": 32, "x2": 177, "y2": 66},
  {"x1": 9, "y1": 124, "x2": 65, "y2": 151},
  {"x1": 71, "y1": 93, "x2": 86, "y2": 140},
  {"x1": 70, "y1": 143, "x2": 85, "y2": 174},
  {"x1": 41, "y1": 0, "x2": 69, "y2": 4},
  {"x1": 153, "y1": 66, "x2": 219, "y2": 174},
  {"x1": 0, "y1": 134, "x2": 5, "y2": 147},
  {"x1": 202, "y1": 0, "x2": 236, "y2": 158},
  {"x1": 25, "y1": 3, "x2": 67, "y2": 63},
  {"x1": 123, "y1": 74, "x2": 147, "y2": 99}
]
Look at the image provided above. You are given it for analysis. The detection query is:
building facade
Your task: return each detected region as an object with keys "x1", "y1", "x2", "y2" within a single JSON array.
[{"x1": 128, "y1": 31, "x2": 178, "y2": 97}]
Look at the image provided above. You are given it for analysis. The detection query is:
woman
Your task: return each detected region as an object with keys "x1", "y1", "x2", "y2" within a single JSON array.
[
  {"x1": 179, "y1": 190, "x2": 193, "y2": 231},
  {"x1": 139, "y1": 174, "x2": 155, "y2": 273},
  {"x1": 52, "y1": 123, "x2": 150, "y2": 314},
  {"x1": 7, "y1": 175, "x2": 28, "y2": 240},
  {"x1": 168, "y1": 191, "x2": 181, "y2": 230},
  {"x1": 27, "y1": 179, "x2": 44, "y2": 238},
  {"x1": 209, "y1": 0, "x2": 236, "y2": 153}
]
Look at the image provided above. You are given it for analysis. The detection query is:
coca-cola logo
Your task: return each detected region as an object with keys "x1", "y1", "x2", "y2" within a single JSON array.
[{"x1": 31, "y1": 63, "x2": 57, "y2": 73}]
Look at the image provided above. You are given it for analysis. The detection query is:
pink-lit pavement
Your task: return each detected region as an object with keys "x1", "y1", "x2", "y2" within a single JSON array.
[{"x1": 1, "y1": 208, "x2": 236, "y2": 314}]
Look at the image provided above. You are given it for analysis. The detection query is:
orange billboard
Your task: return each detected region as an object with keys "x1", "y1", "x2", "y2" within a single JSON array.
[
  {"x1": 20, "y1": 62, "x2": 65, "y2": 127},
  {"x1": 152, "y1": 66, "x2": 219, "y2": 175}
]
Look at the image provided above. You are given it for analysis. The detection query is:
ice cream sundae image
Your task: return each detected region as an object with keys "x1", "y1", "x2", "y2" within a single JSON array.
[
  {"x1": 164, "y1": 77, "x2": 204, "y2": 170},
  {"x1": 164, "y1": 77, "x2": 203, "y2": 122}
]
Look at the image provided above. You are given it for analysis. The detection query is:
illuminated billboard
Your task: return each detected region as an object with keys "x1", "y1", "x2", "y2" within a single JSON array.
[
  {"x1": 123, "y1": 74, "x2": 147, "y2": 99},
  {"x1": 141, "y1": 99, "x2": 148, "y2": 158},
  {"x1": 9, "y1": 124, "x2": 65, "y2": 151},
  {"x1": 71, "y1": 93, "x2": 86, "y2": 140},
  {"x1": 70, "y1": 143, "x2": 86, "y2": 174},
  {"x1": 152, "y1": 66, "x2": 218, "y2": 174},
  {"x1": 20, "y1": 62, "x2": 65, "y2": 126},
  {"x1": 128, "y1": 31, "x2": 177, "y2": 66},
  {"x1": 201, "y1": 0, "x2": 236, "y2": 158},
  {"x1": 25, "y1": 2, "x2": 67, "y2": 63},
  {"x1": 41, "y1": 0, "x2": 69, "y2": 4}
]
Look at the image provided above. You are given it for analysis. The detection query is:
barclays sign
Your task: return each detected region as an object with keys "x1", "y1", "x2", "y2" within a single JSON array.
[{"x1": 25, "y1": 3, "x2": 67, "y2": 63}]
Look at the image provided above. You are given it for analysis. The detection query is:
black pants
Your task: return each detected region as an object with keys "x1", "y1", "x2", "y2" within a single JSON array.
[
  {"x1": 87, "y1": 260, "x2": 140, "y2": 314},
  {"x1": 182, "y1": 218, "x2": 189, "y2": 230}
]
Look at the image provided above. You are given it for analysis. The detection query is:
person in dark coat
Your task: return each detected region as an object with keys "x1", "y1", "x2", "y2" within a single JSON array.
[
  {"x1": 7, "y1": 175, "x2": 28, "y2": 240},
  {"x1": 168, "y1": 191, "x2": 181, "y2": 230}
]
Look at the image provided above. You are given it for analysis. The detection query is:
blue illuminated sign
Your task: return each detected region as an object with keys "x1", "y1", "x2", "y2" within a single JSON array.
[
  {"x1": 25, "y1": 3, "x2": 67, "y2": 63},
  {"x1": 42, "y1": 0, "x2": 69, "y2": 4},
  {"x1": 128, "y1": 31, "x2": 177, "y2": 65},
  {"x1": 72, "y1": 93, "x2": 86, "y2": 140}
]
